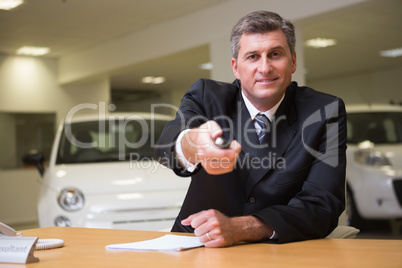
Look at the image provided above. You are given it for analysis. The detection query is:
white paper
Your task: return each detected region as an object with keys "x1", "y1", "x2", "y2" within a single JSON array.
[{"x1": 105, "y1": 234, "x2": 204, "y2": 252}]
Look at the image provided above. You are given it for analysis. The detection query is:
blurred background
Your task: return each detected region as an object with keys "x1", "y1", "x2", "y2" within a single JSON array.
[{"x1": 0, "y1": 0, "x2": 401, "y2": 239}]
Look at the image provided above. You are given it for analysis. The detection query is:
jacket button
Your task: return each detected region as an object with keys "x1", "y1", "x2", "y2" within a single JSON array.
[{"x1": 249, "y1": 196, "x2": 256, "y2": 203}]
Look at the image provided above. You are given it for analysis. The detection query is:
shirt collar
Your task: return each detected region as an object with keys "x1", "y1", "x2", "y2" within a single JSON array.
[{"x1": 241, "y1": 91, "x2": 285, "y2": 121}]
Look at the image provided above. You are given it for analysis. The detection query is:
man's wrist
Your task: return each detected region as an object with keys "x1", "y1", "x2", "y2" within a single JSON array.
[
  {"x1": 175, "y1": 129, "x2": 198, "y2": 172},
  {"x1": 233, "y1": 216, "x2": 276, "y2": 242}
]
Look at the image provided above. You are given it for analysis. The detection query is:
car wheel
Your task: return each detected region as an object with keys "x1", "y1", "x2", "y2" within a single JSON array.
[{"x1": 346, "y1": 185, "x2": 366, "y2": 230}]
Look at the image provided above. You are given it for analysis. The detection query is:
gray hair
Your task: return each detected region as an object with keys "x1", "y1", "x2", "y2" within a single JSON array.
[{"x1": 230, "y1": 10, "x2": 296, "y2": 59}]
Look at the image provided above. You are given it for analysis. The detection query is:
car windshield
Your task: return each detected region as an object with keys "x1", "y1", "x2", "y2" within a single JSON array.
[
  {"x1": 347, "y1": 112, "x2": 402, "y2": 144},
  {"x1": 56, "y1": 117, "x2": 168, "y2": 164}
]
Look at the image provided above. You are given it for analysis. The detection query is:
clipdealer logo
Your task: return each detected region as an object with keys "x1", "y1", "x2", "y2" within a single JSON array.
[
  {"x1": 301, "y1": 100, "x2": 340, "y2": 168},
  {"x1": 60, "y1": 100, "x2": 341, "y2": 169}
]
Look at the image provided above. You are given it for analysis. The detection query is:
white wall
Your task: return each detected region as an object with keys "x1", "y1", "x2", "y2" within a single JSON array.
[
  {"x1": 0, "y1": 56, "x2": 66, "y2": 117},
  {"x1": 0, "y1": 170, "x2": 41, "y2": 225},
  {"x1": 0, "y1": 55, "x2": 111, "y2": 120},
  {"x1": 307, "y1": 65, "x2": 402, "y2": 105}
]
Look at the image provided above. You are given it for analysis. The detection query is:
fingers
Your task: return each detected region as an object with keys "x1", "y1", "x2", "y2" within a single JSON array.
[
  {"x1": 181, "y1": 211, "x2": 214, "y2": 244},
  {"x1": 181, "y1": 121, "x2": 222, "y2": 164},
  {"x1": 180, "y1": 213, "x2": 195, "y2": 226},
  {"x1": 182, "y1": 121, "x2": 242, "y2": 175},
  {"x1": 181, "y1": 210, "x2": 210, "y2": 231},
  {"x1": 181, "y1": 210, "x2": 232, "y2": 247},
  {"x1": 186, "y1": 121, "x2": 222, "y2": 149},
  {"x1": 207, "y1": 121, "x2": 224, "y2": 141},
  {"x1": 201, "y1": 142, "x2": 241, "y2": 174},
  {"x1": 229, "y1": 140, "x2": 242, "y2": 153}
]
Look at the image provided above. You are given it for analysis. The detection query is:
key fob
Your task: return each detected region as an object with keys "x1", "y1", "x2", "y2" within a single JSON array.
[{"x1": 214, "y1": 137, "x2": 230, "y2": 149}]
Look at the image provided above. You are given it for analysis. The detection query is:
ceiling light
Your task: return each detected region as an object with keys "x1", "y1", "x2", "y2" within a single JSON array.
[
  {"x1": 0, "y1": 0, "x2": 24, "y2": 10},
  {"x1": 141, "y1": 76, "x2": 154, "y2": 84},
  {"x1": 141, "y1": 76, "x2": 166, "y2": 84},
  {"x1": 380, "y1": 47, "x2": 402, "y2": 58},
  {"x1": 16, "y1": 46, "x2": 50, "y2": 56},
  {"x1": 305, "y1": 38, "x2": 337, "y2": 49},
  {"x1": 152, "y1": 76, "x2": 166, "y2": 84},
  {"x1": 199, "y1": 62, "x2": 213, "y2": 70}
]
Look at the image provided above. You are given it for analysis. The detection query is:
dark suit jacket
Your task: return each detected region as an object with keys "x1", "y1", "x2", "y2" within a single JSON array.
[{"x1": 155, "y1": 79, "x2": 347, "y2": 243}]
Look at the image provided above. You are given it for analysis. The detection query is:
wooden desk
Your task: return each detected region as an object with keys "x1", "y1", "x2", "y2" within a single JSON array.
[{"x1": 8, "y1": 227, "x2": 402, "y2": 267}]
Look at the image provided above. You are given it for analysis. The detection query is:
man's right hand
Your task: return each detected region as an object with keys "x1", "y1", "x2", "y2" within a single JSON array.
[{"x1": 181, "y1": 120, "x2": 241, "y2": 175}]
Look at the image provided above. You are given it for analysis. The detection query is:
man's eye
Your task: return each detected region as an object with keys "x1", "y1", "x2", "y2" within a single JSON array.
[
  {"x1": 247, "y1": 55, "x2": 258, "y2": 60},
  {"x1": 271, "y1": 52, "x2": 281, "y2": 58}
]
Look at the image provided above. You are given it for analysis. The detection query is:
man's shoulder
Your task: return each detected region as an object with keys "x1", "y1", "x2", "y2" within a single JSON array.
[
  {"x1": 290, "y1": 82, "x2": 335, "y2": 99},
  {"x1": 285, "y1": 82, "x2": 345, "y2": 119},
  {"x1": 188, "y1": 79, "x2": 240, "y2": 100},
  {"x1": 192, "y1": 78, "x2": 240, "y2": 90},
  {"x1": 289, "y1": 82, "x2": 344, "y2": 106}
]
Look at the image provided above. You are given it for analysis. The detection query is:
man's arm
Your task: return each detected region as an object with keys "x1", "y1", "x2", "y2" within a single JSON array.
[
  {"x1": 252, "y1": 97, "x2": 347, "y2": 243},
  {"x1": 154, "y1": 78, "x2": 240, "y2": 176},
  {"x1": 181, "y1": 210, "x2": 274, "y2": 247}
]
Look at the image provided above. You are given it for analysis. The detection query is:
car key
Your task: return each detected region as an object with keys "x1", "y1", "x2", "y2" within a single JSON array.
[{"x1": 214, "y1": 137, "x2": 230, "y2": 149}]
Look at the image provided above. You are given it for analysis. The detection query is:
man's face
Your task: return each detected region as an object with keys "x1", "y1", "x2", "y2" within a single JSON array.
[{"x1": 232, "y1": 30, "x2": 296, "y2": 111}]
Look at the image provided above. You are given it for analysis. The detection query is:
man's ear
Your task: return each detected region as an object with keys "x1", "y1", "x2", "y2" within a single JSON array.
[
  {"x1": 291, "y1": 52, "x2": 297, "y2": 74},
  {"x1": 231, "y1": 58, "x2": 240, "y2": 79}
]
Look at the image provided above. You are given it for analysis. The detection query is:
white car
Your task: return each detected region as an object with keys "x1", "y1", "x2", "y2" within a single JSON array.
[
  {"x1": 345, "y1": 104, "x2": 402, "y2": 229},
  {"x1": 24, "y1": 112, "x2": 189, "y2": 231}
]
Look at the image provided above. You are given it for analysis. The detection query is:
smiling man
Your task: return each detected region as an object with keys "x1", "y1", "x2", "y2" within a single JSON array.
[
  {"x1": 232, "y1": 31, "x2": 296, "y2": 112},
  {"x1": 155, "y1": 11, "x2": 347, "y2": 246}
]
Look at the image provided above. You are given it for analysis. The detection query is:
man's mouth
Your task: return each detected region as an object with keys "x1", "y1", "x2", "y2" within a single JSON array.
[{"x1": 256, "y1": 78, "x2": 278, "y2": 83}]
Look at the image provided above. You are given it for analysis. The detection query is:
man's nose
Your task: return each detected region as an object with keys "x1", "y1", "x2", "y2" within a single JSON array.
[{"x1": 259, "y1": 57, "x2": 273, "y2": 74}]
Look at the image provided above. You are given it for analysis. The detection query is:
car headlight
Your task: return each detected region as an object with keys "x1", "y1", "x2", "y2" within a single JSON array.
[
  {"x1": 354, "y1": 149, "x2": 391, "y2": 167},
  {"x1": 54, "y1": 216, "x2": 72, "y2": 227},
  {"x1": 57, "y1": 188, "x2": 85, "y2": 211}
]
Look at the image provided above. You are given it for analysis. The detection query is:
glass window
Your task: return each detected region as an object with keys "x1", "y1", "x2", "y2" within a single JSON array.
[
  {"x1": 347, "y1": 112, "x2": 402, "y2": 144},
  {"x1": 56, "y1": 118, "x2": 168, "y2": 164}
]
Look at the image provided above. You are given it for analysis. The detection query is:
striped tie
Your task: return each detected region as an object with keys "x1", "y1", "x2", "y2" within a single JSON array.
[{"x1": 255, "y1": 113, "x2": 269, "y2": 144}]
